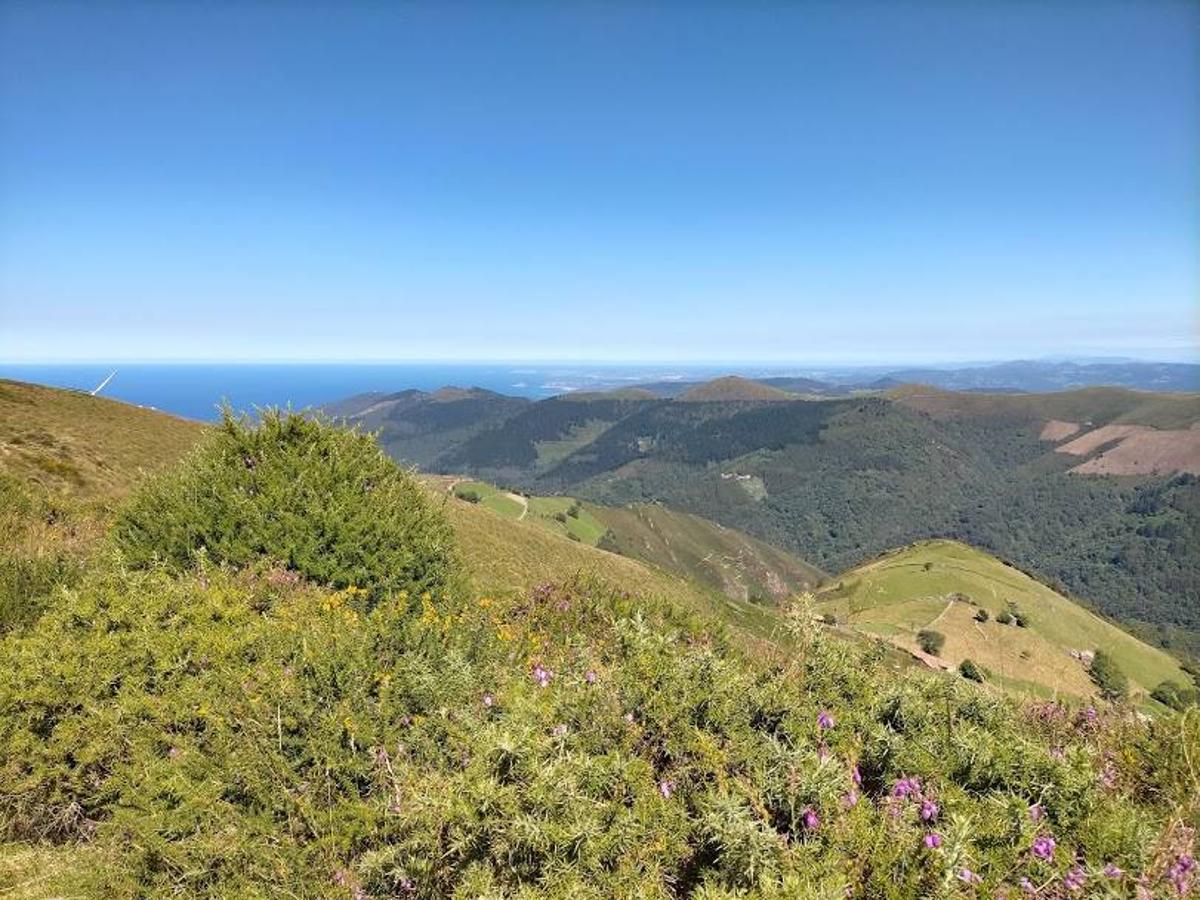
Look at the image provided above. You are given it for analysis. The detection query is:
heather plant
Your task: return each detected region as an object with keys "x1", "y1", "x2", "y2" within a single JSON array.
[
  {"x1": 112, "y1": 409, "x2": 462, "y2": 607},
  {"x1": 1, "y1": 562, "x2": 1196, "y2": 898}
]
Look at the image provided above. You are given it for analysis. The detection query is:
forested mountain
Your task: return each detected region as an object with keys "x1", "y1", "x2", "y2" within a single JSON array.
[{"x1": 351, "y1": 382, "x2": 1200, "y2": 659}]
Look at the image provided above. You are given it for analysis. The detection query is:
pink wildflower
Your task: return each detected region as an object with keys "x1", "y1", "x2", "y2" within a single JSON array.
[
  {"x1": 1031, "y1": 835, "x2": 1056, "y2": 861},
  {"x1": 1029, "y1": 803, "x2": 1045, "y2": 823},
  {"x1": 958, "y1": 868, "x2": 982, "y2": 885},
  {"x1": 1103, "y1": 863, "x2": 1123, "y2": 879},
  {"x1": 550, "y1": 723, "x2": 567, "y2": 738},
  {"x1": 585, "y1": 670, "x2": 597, "y2": 684},
  {"x1": 920, "y1": 799, "x2": 939, "y2": 822},
  {"x1": 892, "y1": 776, "x2": 920, "y2": 799},
  {"x1": 482, "y1": 693, "x2": 494, "y2": 708},
  {"x1": 532, "y1": 664, "x2": 552, "y2": 688},
  {"x1": 658, "y1": 779, "x2": 674, "y2": 799},
  {"x1": 817, "y1": 710, "x2": 835, "y2": 730},
  {"x1": 924, "y1": 832, "x2": 942, "y2": 849},
  {"x1": 851, "y1": 764, "x2": 862, "y2": 787},
  {"x1": 802, "y1": 808, "x2": 820, "y2": 830}
]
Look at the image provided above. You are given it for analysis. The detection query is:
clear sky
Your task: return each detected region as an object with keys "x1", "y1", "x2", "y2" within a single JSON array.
[{"x1": 1, "y1": 2, "x2": 1197, "y2": 364}]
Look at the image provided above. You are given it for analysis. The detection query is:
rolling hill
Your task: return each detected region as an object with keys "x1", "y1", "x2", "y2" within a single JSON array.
[
  {"x1": 3, "y1": 399, "x2": 1195, "y2": 898},
  {"x1": 816, "y1": 540, "x2": 1190, "y2": 701},
  {"x1": 425, "y1": 476, "x2": 825, "y2": 606},
  {"x1": 677, "y1": 375, "x2": 798, "y2": 402},
  {"x1": 400, "y1": 384, "x2": 1200, "y2": 659},
  {"x1": 5, "y1": 379, "x2": 1190, "y2": 702}
]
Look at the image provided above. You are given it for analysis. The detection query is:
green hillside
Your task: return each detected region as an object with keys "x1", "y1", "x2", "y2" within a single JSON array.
[
  {"x1": 591, "y1": 502, "x2": 824, "y2": 602},
  {"x1": 1, "y1": 395, "x2": 1196, "y2": 898},
  {"x1": 430, "y1": 476, "x2": 823, "y2": 609},
  {"x1": 0, "y1": 379, "x2": 205, "y2": 498},
  {"x1": 817, "y1": 540, "x2": 1190, "y2": 701}
]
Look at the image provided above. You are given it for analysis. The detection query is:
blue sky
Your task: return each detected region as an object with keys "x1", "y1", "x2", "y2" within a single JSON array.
[{"x1": 1, "y1": 2, "x2": 1196, "y2": 363}]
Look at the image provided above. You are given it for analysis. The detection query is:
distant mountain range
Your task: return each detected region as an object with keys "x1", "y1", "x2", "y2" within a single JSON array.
[{"x1": 629, "y1": 360, "x2": 1199, "y2": 397}]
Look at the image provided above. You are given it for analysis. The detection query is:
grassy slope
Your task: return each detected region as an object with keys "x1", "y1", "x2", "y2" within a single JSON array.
[
  {"x1": 432, "y1": 475, "x2": 825, "y2": 607},
  {"x1": 0, "y1": 379, "x2": 205, "y2": 499},
  {"x1": 590, "y1": 501, "x2": 824, "y2": 601},
  {"x1": 817, "y1": 539, "x2": 1188, "y2": 699},
  {"x1": 2, "y1": 384, "x2": 1182, "y2": 702},
  {"x1": 432, "y1": 488, "x2": 786, "y2": 645}
]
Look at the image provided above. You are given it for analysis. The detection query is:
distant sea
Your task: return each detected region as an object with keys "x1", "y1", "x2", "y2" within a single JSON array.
[{"x1": 0, "y1": 362, "x2": 808, "y2": 422}]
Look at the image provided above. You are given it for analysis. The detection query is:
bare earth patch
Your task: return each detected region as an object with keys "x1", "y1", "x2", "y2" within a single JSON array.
[
  {"x1": 1039, "y1": 419, "x2": 1080, "y2": 441},
  {"x1": 1056, "y1": 424, "x2": 1200, "y2": 475}
]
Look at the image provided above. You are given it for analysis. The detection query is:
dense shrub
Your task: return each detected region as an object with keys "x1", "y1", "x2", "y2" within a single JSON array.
[
  {"x1": 453, "y1": 487, "x2": 482, "y2": 503},
  {"x1": 959, "y1": 658, "x2": 985, "y2": 682},
  {"x1": 112, "y1": 410, "x2": 461, "y2": 607},
  {"x1": 997, "y1": 610, "x2": 1014, "y2": 625},
  {"x1": 1, "y1": 567, "x2": 1195, "y2": 897},
  {"x1": 917, "y1": 629, "x2": 945, "y2": 655},
  {"x1": 1090, "y1": 649, "x2": 1129, "y2": 699},
  {"x1": 974, "y1": 608, "x2": 990, "y2": 623},
  {"x1": 1151, "y1": 681, "x2": 1197, "y2": 712}
]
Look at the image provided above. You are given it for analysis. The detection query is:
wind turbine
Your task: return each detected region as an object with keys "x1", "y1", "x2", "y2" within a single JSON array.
[{"x1": 90, "y1": 370, "x2": 117, "y2": 396}]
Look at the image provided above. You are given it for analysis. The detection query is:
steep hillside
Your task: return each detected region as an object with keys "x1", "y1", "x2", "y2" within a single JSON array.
[
  {"x1": 817, "y1": 540, "x2": 1190, "y2": 701},
  {"x1": 0, "y1": 380, "x2": 206, "y2": 631},
  {"x1": 0, "y1": 378, "x2": 204, "y2": 498},
  {"x1": 417, "y1": 475, "x2": 820, "y2": 628},
  {"x1": 591, "y1": 502, "x2": 824, "y2": 602},
  {"x1": 468, "y1": 389, "x2": 1200, "y2": 660},
  {"x1": 324, "y1": 386, "x2": 529, "y2": 470}
]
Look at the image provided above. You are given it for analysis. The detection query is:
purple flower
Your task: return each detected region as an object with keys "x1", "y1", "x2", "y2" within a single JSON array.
[
  {"x1": 1029, "y1": 803, "x2": 1045, "y2": 823},
  {"x1": 658, "y1": 779, "x2": 674, "y2": 798},
  {"x1": 1019, "y1": 877, "x2": 1035, "y2": 895},
  {"x1": 532, "y1": 664, "x2": 552, "y2": 688},
  {"x1": 892, "y1": 776, "x2": 920, "y2": 799},
  {"x1": 924, "y1": 832, "x2": 942, "y2": 849},
  {"x1": 920, "y1": 799, "x2": 939, "y2": 822},
  {"x1": 1031, "y1": 835, "x2": 1056, "y2": 861},
  {"x1": 550, "y1": 723, "x2": 567, "y2": 737},
  {"x1": 585, "y1": 670, "x2": 597, "y2": 685},
  {"x1": 1169, "y1": 854, "x2": 1196, "y2": 895},
  {"x1": 817, "y1": 710, "x2": 835, "y2": 730},
  {"x1": 802, "y1": 808, "x2": 820, "y2": 830},
  {"x1": 482, "y1": 693, "x2": 494, "y2": 708},
  {"x1": 958, "y1": 868, "x2": 982, "y2": 885},
  {"x1": 1102, "y1": 863, "x2": 1123, "y2": 879},
  {"x1": 851, "y1": 764, "x2": 862, "y2": 787},
  {"x1": 1064, "y1": 866, "x2": 1086, "y2": 892},
  {"x1": 841, "y1": 789, "x2": 859, "y2": 808}
]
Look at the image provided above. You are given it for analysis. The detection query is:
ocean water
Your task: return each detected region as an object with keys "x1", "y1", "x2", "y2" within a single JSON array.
[{"x1": 0, "y1": 362, "x2": 786, "y2": 421}]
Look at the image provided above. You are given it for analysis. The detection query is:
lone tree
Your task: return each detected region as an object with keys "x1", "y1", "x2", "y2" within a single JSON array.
[{"x1": 917, "y1": 629, "x2": 945, "y2": 656}]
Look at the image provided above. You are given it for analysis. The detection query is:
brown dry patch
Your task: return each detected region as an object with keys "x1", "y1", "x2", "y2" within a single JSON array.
[
  {"x1": 1039, "y1": 419, "x2": 1080, "y2": 441},
  {"x1": 1057, "y1": 424, "x2": 1200, "y2": 476}
]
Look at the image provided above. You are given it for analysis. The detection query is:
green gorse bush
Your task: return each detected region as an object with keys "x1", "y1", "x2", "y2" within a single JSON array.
[{"x1": 112, "y1": 409, "x2": 462, "y2": 608}]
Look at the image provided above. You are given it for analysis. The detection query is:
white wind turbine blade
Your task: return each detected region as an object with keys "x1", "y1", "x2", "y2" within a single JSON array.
[{"x1": 90, "y1": 370, "x2": 117, "y2": 395}]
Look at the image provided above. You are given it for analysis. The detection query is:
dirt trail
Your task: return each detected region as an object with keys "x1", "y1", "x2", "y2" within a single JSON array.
[{"x1": 506, "y1": 492, "x2": 529, "y2": 520}]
